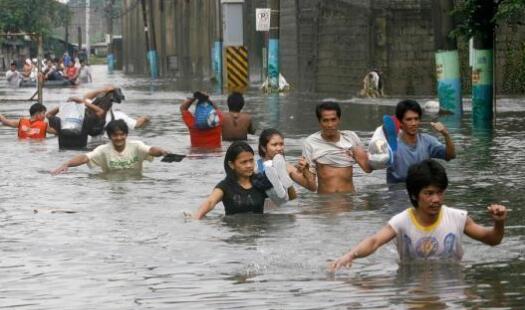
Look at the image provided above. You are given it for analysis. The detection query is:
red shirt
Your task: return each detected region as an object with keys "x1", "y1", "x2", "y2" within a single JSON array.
[
  {"x1": 182, "y1": 109, "x2": 223, "y2": 148},
  {"x1": 66, "y1": 66, "x2": 77, "y2": 79}
]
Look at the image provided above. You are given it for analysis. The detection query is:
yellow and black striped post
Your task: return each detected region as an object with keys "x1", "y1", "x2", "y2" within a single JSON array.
[{"x1": 225, "y1": 46, "x2": 249, "y2": 92}]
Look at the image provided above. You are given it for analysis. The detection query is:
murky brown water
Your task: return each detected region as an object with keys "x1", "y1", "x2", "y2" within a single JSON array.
[{"x1": 0, "y1": 66, "x2": 524, "y2": 309}]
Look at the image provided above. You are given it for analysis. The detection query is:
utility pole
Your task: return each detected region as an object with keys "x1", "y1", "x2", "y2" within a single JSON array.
[
  {"x1": 37, "y1": 33, "x2": 43, "y2": 105},
  {"x1": 106, "y1": 0, "x2": 115, "y2": 72},
  {"x1": 213, "y1": 0, "x2": 223, "y2": 91},
  {"x1": 141, "y1": 0, "x2": 158, "y2": 79},
  {"x1": 86, "y1": 0, "x2": 90, "y2": 62},
  {"x1": 77, "y1": 26, "x2": 82, "y2": 54},
  {"x1": 432, "y1": 0, "x2": 462, "y2": 117},
  {"x1": 268, "y1": 0, "x2": 280, "y2": 92},
  {"x1": 65, "y1": 22, "x2": 69, "y2": 54}
]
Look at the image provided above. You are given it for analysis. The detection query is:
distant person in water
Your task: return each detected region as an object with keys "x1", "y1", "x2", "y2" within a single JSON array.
[
  {"x1": 193, "y1": 141, "x2": 267, "y2": 219},
  {"x1": 5, "y1": 61, "x2": 21, "y2": 87},
  {"x1": 51, "y1": 119, "x2": 169, "y2": 175},
  {"x1": 330, "y1": 159, "x2": 507, "y2": 271},
  {"x1": 0, "y1": 103, "x2": 56, "y2": 139},
  {"x1": 180, "y1": 91, "x2": 223, "y2": 148},
  {"x1": 222, "y1": 92, "x2": 255, "y2": 141}
]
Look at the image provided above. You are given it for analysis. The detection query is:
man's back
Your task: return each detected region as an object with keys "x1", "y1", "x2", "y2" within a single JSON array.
[{"x1": 222, "y1": 112, "x2": 254, "y2": 141}]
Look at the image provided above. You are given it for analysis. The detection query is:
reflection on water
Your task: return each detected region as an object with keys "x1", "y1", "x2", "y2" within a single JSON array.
[{"x1": 0, "y1": 66, "x2": 524, "y2": 309}]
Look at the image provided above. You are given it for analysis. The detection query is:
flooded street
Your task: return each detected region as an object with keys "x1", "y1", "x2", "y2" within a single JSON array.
[{"x1": 1, "y1": 65, "x2": 524, "y2": 309}]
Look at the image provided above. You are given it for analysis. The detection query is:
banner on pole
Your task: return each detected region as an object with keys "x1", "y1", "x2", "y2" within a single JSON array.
[{"x1": 256, "y1": 8, "x2": 271, "y2": 32}]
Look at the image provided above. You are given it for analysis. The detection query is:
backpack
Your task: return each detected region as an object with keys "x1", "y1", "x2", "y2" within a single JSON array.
[{"x1": 194, "y1": 101, "x2": 220, "y2": 129}]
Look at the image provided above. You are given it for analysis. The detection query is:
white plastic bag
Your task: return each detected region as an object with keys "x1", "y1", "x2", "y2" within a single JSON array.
[
  {"x1": 59, "y1": 102, "x2": 85, "y2": 134},
  {"x1": 368, "y1": 126, "x2": 392, "y2": 170}
]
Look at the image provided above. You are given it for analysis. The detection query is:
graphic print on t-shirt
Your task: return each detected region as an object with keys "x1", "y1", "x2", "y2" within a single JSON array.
[{"x1": 415, "y1": 236, "x2": 439, "y2": 258}]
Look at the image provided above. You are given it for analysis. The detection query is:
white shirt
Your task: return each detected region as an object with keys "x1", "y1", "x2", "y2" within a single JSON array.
[
  {"x1": 302, "y1": 130, "x2": 363, "y2": 173},
  {"x1": 388, "y1": 206, "x2": 468, "y2": 261},
  {"x1": 105, "y1": 110, "x2": 137, "y2": 130},
  {"x1": 5, "y1": 70, "x2": 20, "y2": 87},
  {"x1": 86, "y1": 140, "x2": 153, "y2": 173}
]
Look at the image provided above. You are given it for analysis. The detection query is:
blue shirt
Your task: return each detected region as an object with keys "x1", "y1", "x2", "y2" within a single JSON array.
[{"x1": 387, "y1": 133, "x2": 446, "y2": 183}]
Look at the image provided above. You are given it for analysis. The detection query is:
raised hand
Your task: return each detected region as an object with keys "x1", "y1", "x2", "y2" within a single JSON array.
[{"x1": 487, "y1": 204, "x2": 507, "y2": 222}]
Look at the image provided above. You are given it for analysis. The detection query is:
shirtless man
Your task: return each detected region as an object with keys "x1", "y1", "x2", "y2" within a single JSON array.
[
  {"x1": 221, "y1": 92, "x2": 255, "y2": 141},
  {"x1": 298, "y1": 101, "x2": 371, "y2": 194}
]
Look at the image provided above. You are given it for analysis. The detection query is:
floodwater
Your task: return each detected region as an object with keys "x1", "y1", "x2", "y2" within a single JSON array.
[{"x1": 0, "y1": 66, "x2": 524, "y2": 309}]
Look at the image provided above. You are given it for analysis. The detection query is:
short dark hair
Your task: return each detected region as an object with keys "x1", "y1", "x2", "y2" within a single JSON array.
[
  {"x1": 395, "y1": 99, "x2": 422, "y2": 121},
  {"x1": 315, "y1": 101, "x2": 341, "y2": 120},
  {"x1": 227, "y1": 92, "x2": 245, "y2": 112},
  {"x1": 406, "y1": 159, "x2": 448, "y2": 207},
  {"x1": 105, "y1": 119, "x2": 129, "y2": 137},
  {"x1": 29, "y1": 103, "x2": 47, "y2": 116}
]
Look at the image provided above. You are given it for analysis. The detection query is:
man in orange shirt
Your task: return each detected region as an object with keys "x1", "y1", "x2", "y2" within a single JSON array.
[
  {"x1": 180, "y1": 91, "x2": 223, "y2": 148},
  {"x1": 0, "y1": 103, "x2": 56, "y2": 139}
]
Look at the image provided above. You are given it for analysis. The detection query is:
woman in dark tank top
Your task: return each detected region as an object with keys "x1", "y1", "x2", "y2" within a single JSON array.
[{"x1": 193, "y1": 141, "x2": 267, "y2": 219}]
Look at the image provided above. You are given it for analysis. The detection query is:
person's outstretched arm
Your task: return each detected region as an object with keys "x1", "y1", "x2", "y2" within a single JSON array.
[
  {"x1": 329, "y1": 224, "x2": 396, "y2": 272},
  {"x1": 293, "y1": 156, "x2": 317, "y2": 192},
  {"x1": 135, "y1": 116, "x2": 150, "y2": 128},
  {"x1": 0, "y1": 114, "x2": 20, "y2": 128},
  {"x1": 464, "y1": 204, "x2": 507, "y2": 246},
  {"x1": 352, "y1": 146, "x2": 372, "y2": 173},
  {"x1": 194, "y1": 188, "x2": 224, "y2": 220},
  {"x1": 83, "y1": 85, "x2": 115, "y2": 100},
  {"x1": 148, "y1": 146, "x2": 169, "y2": 157},
  {"x1": 51, "y1": 154, "x2": 89, "y2": 175}
]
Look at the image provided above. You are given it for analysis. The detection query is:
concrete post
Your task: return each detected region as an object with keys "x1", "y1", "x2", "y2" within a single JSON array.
[
  {"x1": 472, "y1": 37, "x2": 494, "y2": 129},
  {"x1": 432, "y1": 0, "x2": 461, "y2": 116},
  {"x1": 213, "y1": 0, "x2": 223, "y2": 91},
  {"x1": 268, "y1": 0, "x2": 280, "y2": 92},
  {"x1": 222, "y1": 0, "x2": 249, "y2": 92},
  {"x1": 471, "y1": 1, "x2": 496, "y2": 130}
]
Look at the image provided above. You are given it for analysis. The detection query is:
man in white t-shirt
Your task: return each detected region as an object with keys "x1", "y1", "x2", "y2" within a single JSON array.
[
  {"x1": 51, "y1": 119, "x2": 169, "y2": 175},
  {"x1": 5, "y1": 62, "x2": 21, "y2": 87},
  {"x1": 329, "y1": 159, "x2": 507, "y2": 271}
]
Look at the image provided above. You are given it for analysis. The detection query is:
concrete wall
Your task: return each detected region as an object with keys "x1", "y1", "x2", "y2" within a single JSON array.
[{"x1": 120, "y1": 0, "x2": 525, "y2": 95}]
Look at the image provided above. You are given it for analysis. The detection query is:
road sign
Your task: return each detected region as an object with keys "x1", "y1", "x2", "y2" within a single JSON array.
[{"x1": 256, "y1": 8, "x2": 271, "y2": 32}]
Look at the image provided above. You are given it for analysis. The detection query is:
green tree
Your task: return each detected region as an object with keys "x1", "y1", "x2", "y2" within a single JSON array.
[
  {"x1": 452, "y1": 0, "x2": 525, "y2": 44},
  {"x1": 0, "y1": 0, "x2": 71, "y2": 36}
]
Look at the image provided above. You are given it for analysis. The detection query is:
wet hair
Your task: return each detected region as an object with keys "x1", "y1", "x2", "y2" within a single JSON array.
[
  {"x1": 29, "y1": 103, "x2": 46, "y2": 116},
  {"x1": 315, "y1": 101, "x2": 341, "y2": 120},
  {"x1": 406, "y1": 159, "x2": 448, "y2": 207},
  {"x1": 258, "y1": 128, "x2": 283, "y2": 158},
  {"x1": 105, "y1": 119, "x2": 129, "y2": 137},
  {"x1": 224, "y1": 141, "x2": 254, "y2": 180},
  {"x1": 227, "y1": 92, "x2": 245, "y2": 112},
  {"x1": 395, "y1": 99, "x2": 422, "y2": 121}
]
